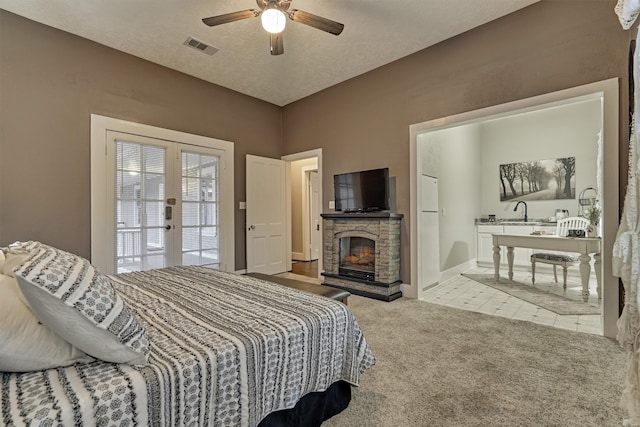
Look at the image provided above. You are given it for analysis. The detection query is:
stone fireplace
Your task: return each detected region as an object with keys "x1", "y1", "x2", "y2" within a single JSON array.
[{"x1": 321, "y1": 212, "x2": 403, "y2": 301}]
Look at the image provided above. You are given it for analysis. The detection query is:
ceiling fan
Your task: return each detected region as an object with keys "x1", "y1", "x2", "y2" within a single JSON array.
[{"x1": 202, "y1": 0, "x2": 344, "y2": 55}]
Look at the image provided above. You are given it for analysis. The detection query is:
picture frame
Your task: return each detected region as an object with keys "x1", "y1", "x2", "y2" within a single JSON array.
[{"x1": 499, "y1": 157, "x2": 575, "y2": 201}]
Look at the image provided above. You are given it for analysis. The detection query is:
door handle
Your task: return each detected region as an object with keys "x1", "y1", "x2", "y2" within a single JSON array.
[
  {"x1": 248, "y1": 225, "x2": 255, "y2": 231},
  {"x1": 165, "y1": 225, "x2": 172, "y2": 230},
  {"x1": 316, "y1": 224, "x2": 320, "y2": 231}
]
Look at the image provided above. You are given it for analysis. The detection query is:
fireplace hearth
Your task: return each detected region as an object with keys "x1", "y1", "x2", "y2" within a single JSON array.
[{"x1": 321, "y1": 212, "x2": 403, "y2": 302}]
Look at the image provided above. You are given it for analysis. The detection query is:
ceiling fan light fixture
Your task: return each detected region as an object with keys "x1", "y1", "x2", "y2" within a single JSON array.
[{"x1": 261, "y1": 8, "x2": 286, "y2": 34}]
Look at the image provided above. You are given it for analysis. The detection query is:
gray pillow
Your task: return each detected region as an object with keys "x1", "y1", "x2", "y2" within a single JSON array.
[{"x1": 14, "y1": 242, "x2": 150, "y2": 366}]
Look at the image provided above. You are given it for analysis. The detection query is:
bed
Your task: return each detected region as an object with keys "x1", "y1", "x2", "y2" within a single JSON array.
[{"x1": 0, "y1": 242, "x2": 375, "y2": 426}]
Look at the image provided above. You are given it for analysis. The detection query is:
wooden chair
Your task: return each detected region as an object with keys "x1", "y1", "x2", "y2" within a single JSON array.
[{"x1": 530, "y1": 217, "x2": 590, "y2": 291}]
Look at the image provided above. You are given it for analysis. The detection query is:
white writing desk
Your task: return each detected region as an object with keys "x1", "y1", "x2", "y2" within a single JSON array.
[{"x1": 492, "y1": 233, "x2": 601, "y2": 302}]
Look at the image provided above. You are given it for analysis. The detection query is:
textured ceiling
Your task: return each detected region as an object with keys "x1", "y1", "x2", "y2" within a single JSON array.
[{"x1": 0, "y1": 0, "x2": 539, "y2": 106}]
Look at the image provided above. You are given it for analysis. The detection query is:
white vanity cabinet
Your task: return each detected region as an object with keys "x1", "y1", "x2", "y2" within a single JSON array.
[{"x1": 476, "y1": 223, "x2": 539, "y2": 266}]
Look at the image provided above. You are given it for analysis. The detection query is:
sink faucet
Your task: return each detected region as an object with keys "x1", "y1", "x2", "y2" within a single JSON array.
[{"x1": 513, "y1": 201, "x2": 528, "y2": 222}]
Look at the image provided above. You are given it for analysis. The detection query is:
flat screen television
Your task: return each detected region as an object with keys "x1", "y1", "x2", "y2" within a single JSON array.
[{"x1": 334, "y1": 168, "x2": 390, "y2": 212}]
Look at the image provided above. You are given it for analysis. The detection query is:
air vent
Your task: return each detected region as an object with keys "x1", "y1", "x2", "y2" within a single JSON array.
[{"x1": 183, "y1": 37, "x2": 219, "y2": 56}]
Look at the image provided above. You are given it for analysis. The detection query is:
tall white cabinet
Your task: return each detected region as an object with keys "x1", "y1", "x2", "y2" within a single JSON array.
[{"x1": 419, "y1": 175, "x2": 440, "y2": 296}]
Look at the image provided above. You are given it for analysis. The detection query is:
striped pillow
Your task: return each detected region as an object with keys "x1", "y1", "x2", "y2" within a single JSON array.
[{"x1": 14, "y1": 243, "x2": 150, "y2": 366}]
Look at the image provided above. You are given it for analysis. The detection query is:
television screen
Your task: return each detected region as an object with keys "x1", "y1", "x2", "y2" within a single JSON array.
[{"x1": 334, "y1": 168, "x2": 390, "y2": 212}]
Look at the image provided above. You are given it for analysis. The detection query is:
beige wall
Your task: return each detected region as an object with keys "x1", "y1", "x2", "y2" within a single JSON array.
[
  {"x1": 282, "y1": 0, "x2": 629, "y2": 282},
  {"x1": 0, "y1": 10, "x2": 282, "y2": 269},
  {"x1": 480, "y1": 99, "x2": 602, "y2": 219}
]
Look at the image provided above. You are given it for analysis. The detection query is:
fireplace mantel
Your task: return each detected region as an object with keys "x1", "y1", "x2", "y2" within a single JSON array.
[
  {"x1": 321, "y1": 212, "x2": 403, "y2": 302},
  {"x1": 320, "y1": 212, "x2": 404, "y2": 220}
]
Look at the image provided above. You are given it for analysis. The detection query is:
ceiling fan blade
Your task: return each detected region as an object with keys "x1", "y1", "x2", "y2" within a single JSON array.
[
  {"x1": 202, "y1": 10, "x2": 259, "y2": 27},
  {"x1": 270, "y1": 32, "x2": 284, "y2": 55},
  {"x1": 289, "y1": 9, "x2": 344, "y2": 35}
]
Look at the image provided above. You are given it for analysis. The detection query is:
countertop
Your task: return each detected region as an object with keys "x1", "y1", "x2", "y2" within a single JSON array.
[{"x1": 475, "y1": 218, "x2": 557, "y2": 226}]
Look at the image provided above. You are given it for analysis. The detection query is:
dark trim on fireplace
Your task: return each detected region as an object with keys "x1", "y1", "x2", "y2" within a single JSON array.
[
  {"x1": 338, "y1": 268, "x2": 375, "y2": 282},
  {"x1": 321, "y1": 272, "x2": 400, "y2": 288},
  {"x1": 322, "y1": 282, "x2": 403, "y2": 302},
  {"x1": 321, "y1": 212, "x2": 404, "y2": 219}
]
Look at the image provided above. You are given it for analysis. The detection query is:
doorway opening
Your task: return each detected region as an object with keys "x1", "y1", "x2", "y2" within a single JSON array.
[
  {"x1": 409, "y1": 78, "x2": 619, "y2": 338},
  {"x1": 282, "y1": 149, "x2": 323, "y2": 280}
]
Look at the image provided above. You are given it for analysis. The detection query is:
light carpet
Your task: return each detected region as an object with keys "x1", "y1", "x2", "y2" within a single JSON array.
[
  {"x1": 324, "y1": 295, "x2": 625, "y2": 427},
  {"x1": 462, "y1": 273, "x2": 600, "y2": 315}
]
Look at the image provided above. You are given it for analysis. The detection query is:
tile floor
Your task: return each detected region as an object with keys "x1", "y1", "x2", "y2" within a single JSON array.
[
  {"x1": 421, "y1": 266, "x2": 602, "y2": 335},
  {"x1": 282, "y1": 265, "x2": 603, "y2": 336}
]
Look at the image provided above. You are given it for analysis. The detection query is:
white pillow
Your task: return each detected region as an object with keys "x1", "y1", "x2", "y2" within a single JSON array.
[
  {"x1": 3, "y1": 251, "x2": 31, "y2": 278},
  {"x1": 2, "y1": 242, "x2": 44, "y2": 307},
  {"x1": 14, "y1": 243, "x2": 150, "y2": 366},
  {"x1": 0, "y1": 274, "x2": 93, "y2": 372},
  {"x1": 0, "y1": 241, "x2": 40, "y2": 277},
  {"x1": 2, "y1": 241, "x2": 41, "y2": 277}
]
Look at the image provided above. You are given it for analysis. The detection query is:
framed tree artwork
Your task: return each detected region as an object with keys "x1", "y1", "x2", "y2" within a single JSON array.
[{"x1": 499, "y1": 157, "x2": 575, "y2": 201}]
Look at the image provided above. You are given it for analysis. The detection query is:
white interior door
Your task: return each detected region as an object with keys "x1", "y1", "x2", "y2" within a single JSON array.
[
  {"x1": 309, "y1": 171, "x2": 321, "y2": 261},
  {"x1": 246, "y1": 155, "x2": 287, "y2": 274}
]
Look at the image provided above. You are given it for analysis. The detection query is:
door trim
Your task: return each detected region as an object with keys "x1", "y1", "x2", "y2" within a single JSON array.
[
  {"x1": 90, "y1": 114, "x2": 235, "y2": 273},
  {"x1": 300, "y1": 165, "x2": 317, "y2": 261},
  {"x1": 281, "y1": 149, "x2": 323, "y2": 279},
  {"x1": 409, "y1": 78, "x2": 618, "y2": 338}
]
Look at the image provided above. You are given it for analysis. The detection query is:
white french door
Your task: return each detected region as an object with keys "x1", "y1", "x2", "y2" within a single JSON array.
[
  {"x1": 110, "y1": 132, "x2": 225, "y2": 273},
  {"x1": 113, "y1": 135, "x2": 174, "y2": 272},
  {"x1": 178, "y1": 147, "x2": 221, "y2": 268},
  {"x1": 91, "y1": 115, "x2": 235, "y2": 275}
]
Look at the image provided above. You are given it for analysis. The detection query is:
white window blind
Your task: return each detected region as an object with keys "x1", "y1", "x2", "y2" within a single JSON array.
[
  {"x1": 181, "y1": 151, "x2": 220, "y2": 268},
  {"x1": 115, "y1": 140, "x2": 167, "y2": 273}
]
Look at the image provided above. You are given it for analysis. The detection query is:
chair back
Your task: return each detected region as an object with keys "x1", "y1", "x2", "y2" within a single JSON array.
[{"x1": 555, "y1": 216, "x2": 590, "y2": 237}]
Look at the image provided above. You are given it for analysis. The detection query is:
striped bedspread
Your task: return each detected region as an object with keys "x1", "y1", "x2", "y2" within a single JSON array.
[{"x1": 1, "y1": 266, "x2": 375, "y2": 426}]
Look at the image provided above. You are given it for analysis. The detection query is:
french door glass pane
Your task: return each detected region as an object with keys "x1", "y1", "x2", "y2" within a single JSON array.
[
  {"x1": 181, "y1": 151, "x2": 220, "y2": 268},
  {"x1": 182, "y1": 227, "x2": 199, "y2": 251},
  {"x1": 115, "y1": 141, "x2": 167, "y2": 273}
]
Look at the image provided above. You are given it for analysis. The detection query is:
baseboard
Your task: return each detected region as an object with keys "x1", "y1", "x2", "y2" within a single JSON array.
[
  {"x1": 438, "y1": 259, "x2": 478, "y2": 284},
  {"x1": 234, "y1": 269, "x2": 247, "y2": 275},
  {"x1": 417, "y1": 259, "x2": 477, "y2": 298}
]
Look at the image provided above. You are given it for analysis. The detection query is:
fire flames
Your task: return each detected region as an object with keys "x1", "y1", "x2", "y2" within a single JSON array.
[{"x1": 345, "y1": 246, "x2": 375, "y2": 267}]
